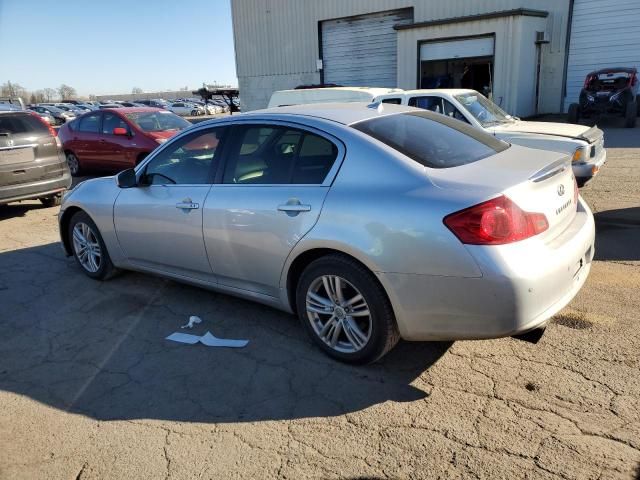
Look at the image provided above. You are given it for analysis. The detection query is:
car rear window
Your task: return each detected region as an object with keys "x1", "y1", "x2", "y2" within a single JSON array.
[
  {"x1": 125, "y1": 111, "x2": 191, "y2": 132},
  {"x1": 351, "y1": 111, "x2": 509, "y2": 169},
  {"x1": 0, "y1": 113, "x2": 49, "y2": 135}
]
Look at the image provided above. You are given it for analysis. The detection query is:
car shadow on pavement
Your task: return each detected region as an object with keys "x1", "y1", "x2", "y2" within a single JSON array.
[
  {"x1": 0, "y1": 202, "x2": 48, "y2": 220},
  {"x1": 0, "y1": 242, "x2": 451, "y2": 423},
  {"x1": 594, "y1": 208, "x2": 640, "y2": 262}
]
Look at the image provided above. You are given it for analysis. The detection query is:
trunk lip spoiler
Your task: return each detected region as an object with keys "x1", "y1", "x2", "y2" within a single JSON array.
[{"x1": 529, "y1": 157, "x2": 571, "y2": 183}]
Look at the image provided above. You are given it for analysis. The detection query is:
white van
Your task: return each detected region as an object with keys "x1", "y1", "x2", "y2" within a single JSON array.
[{"x1": 267, "y1": 87, "x2": 404, "y2": 108}]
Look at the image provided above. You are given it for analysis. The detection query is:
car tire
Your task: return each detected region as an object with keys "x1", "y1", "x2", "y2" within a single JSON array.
[
  {"x1": 39, "y1": 194, "x2": 62, "y2": 208},
  {"x1": 624, "y1": 100, "x2": 637, "y2": 128},
  {"x1": 66, "y1": 152, "x2": 81, "y2": 176},
  {"x1": 568, "y1": 103, "x2": 580, "y2": 124},
  {"x1": 295, "y1": 254, "x2": 400, "y2": 364},
  {"x1": 68, "y1": 210, "x2": 117, "y2": 281}
]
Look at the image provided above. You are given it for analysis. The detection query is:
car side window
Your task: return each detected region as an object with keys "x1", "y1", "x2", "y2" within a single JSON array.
[
  {"x1": 408, "y1": 96, "x2": 443, "y2": 113},
  {"x1": 78, "y1": 113, "x2": 101, "y2": 133},
  {"x1": 442, "y1": 99, "x2": 470, "y2": 124},
  {"x1": 381, "y1": 98, "x2": 402, "y2": 105},
  {"x1": 223, "y1": 125, "x2": 338, "y2": 185},
  {"x1": 102, "y1": 112, "x2": 129, "y2": 134},
  {"x1": 142, "y1": 127, "x2": 227, "y2": 185}
]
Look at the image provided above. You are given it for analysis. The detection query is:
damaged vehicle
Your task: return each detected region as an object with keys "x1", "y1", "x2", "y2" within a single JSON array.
[
  {"x1": 59, "y1": 103, "x2": 595, "y2": 364},
  {"x1": 568, "y1": 67, "x2": 639, "y2": 128}
]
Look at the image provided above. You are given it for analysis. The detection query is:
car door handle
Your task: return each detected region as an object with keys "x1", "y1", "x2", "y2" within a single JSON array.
[
  {"x1": 176, "y1": 202, "x2": 199, "y2": 210},
  {"x1": 277, "y1": 204, "x2": 311, "y2": 213}
]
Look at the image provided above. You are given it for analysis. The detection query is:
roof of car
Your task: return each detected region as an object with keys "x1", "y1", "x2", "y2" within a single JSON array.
[
  {"x1": 247, "y1": 102, "x2": 419, "y2": 125},
  {"x1": 403, "y1": 88, "x2": 477, "y2": 96},
  {"x1": 588, "y1": 67, "x2": 637, "y2": 75},
  {"x1": 100, "y1": 107, "x2": 162, "y2": 113}
]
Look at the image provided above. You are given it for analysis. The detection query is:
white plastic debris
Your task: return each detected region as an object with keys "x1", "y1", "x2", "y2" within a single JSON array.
[
  {"x1": 181, "y1": 315, "x2": 203, "y2": 329},
  {"x1": 166, "y1": 331, "x2": 249, "y2": 348}
]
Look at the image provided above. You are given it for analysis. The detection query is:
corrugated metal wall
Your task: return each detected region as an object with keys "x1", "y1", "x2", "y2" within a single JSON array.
[
  {"x1": 564, "y1": 0, "x2": 640, "y2": 110},
  {"x1": 232, "y1": 0, "x2": 571, "y2": 111}
]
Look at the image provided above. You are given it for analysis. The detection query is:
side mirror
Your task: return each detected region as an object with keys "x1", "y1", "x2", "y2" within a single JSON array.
[
  {"x1": 113, "y1": 127, "x2": 128, "y2": 136},
  {"x1": 116, "y1": 168, "x2": 137, "y2": 188}
]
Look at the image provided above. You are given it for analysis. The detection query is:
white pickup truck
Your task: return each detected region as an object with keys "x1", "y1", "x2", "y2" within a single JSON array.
[{"x1": 268, "y1": 87, "x2": 606, "y2": 186}]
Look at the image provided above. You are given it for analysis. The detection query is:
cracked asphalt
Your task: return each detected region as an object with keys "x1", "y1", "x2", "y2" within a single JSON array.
[{"x1": 0, "y1": 125, "x2": 639, "y2": 479}]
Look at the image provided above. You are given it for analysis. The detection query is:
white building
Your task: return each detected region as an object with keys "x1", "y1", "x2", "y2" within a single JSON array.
[{"x1": 231, "y1": 0, "x2": 640, "y2": 115}]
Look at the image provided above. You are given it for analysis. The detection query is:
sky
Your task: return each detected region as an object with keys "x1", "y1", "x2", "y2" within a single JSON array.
[{"x1": 0, "y1": 0, "x2": 238, "y2": 97}]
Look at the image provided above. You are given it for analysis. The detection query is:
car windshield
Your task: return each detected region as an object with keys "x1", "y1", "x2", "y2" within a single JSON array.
[
  {"x1": 454, "y1": 92, "x2": 515, "y2": 127},
  {"x1": 125, "y1": 111, "x2": 191, "y2": 132},
  {"x1": 352, "y1": 111, "x2": 509, "y2": 168},
  {"x1": 586, "y1": 71, "x2": 632, "y2": 91},
  {"x1": 46, "y1": 106, "x2": 64, "y2": 114}
]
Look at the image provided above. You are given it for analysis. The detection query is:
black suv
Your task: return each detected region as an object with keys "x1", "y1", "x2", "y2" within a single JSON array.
[
  {"x1": 0, "y1": 109, "x2": 72, "y2": 207},
  {"x1": 568, "y1": 67, "x2": 639, "y2": 128}
]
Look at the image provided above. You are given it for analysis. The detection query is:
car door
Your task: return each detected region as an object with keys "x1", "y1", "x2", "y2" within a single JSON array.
[
  {"x1": 100, "y1": 111, "x2": 135, "y2": 170},
  {"x1": 203, "y1": 123, "x2": 344, "y2": 297},
  {"x1": 113, "y1": 126, "x2": 228, "y2": 282},
  {"x1": 73, "y1": 112, "x2": 103, "y2": 166}
]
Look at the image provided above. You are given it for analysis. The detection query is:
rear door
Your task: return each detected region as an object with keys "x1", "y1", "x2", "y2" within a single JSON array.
[
  {"x1": 203, "y1": 123, "x2": 344, "y2": 297},
  {"x1": 74, "y1": 112, "x2": 103, "y2": 166}
]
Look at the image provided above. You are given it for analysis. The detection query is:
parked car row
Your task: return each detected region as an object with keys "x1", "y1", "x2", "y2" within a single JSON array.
[{"x1": 268, "y1": 86, "x2": 608, "y2": 187}]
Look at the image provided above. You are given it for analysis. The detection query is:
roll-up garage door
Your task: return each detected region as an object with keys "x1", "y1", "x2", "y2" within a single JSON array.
[
  {"x1": 564, "y1": 0, "x2": 640, "y2": 109},
  {"x1": 321, "y1": 9, "x2": 412, "y2": 87},
  {"x1": 420, "y1": 36, "x2": 494, "y2": 62}
]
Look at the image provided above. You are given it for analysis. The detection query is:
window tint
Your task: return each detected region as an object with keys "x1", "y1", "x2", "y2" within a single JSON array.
[
  {"x1": 352, "y1": 111, "x2": 508, "y2": 169},
  {"x1": 142, "y1": 127, "x2": 226, "y2": 185},
  {"x1": 223, "y1": 125, "x2": 338, "y2": 184},
  {"x1": 102, "y1": 112, "x2": 129, "y2": 134},
  {"x1": 408, "y1": 96, "x2": 443, "y2": 112},
  {"x1": 0, "y1": 113, "x2": 49, "y2": 135},
  {"x1": 381, "y1": 98, "x2": 402, "y2": 105},
  {"x1": 78, "y1": 113, "x2": 101, "y2": 133}
]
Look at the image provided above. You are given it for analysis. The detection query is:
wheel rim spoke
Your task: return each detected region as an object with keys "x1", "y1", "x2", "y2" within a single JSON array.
[
  {"x1": 72, "y1": 222, "x2": 101, "y2": 273},
  {"x1": 306, "y1": 274, "x2": 372, "y2": 354}
]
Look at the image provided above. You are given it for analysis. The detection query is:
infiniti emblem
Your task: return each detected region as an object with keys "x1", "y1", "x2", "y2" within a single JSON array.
[
  {"x1": 557, "y1": 184, "x2": 565, "y2": 196},
  {"x1": 7, "y1": 139, "x2": 13, "y2": 147}
]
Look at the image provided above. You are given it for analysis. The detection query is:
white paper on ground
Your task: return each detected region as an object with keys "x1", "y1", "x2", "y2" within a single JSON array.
[
  {"x1": 166, "y1": 331, "x2": 249, "y2": 348},
  {"x1": 180, "y1": 315, "x2": 203, "y2": 329}
]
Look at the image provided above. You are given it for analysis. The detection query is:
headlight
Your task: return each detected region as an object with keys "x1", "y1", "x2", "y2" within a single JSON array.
[
  {"x1": 610, "y1": 92, "x2": 622, "y2": 103},
  {"x1": 586, "y1": 94, "x2": 595, "y2": 102}
]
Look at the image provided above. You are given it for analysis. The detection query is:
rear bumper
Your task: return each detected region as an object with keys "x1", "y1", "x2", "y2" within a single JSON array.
[
  {"x1": 0, "y1": 172, "x2": 72, "y2": 205},
  {"x1": 381, "y1": 198, "x2": 595, "y2": 341}
]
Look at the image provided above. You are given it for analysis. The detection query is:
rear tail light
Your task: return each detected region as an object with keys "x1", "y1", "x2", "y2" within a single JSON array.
[
  {"x1": 444, "y1": 195, "x2": 549, "y2": 245},
  {"x1": 30, "y1": 111, "x2": 57, "y2": 137}
]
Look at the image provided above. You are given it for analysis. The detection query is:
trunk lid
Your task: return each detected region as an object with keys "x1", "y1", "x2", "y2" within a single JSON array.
[{"x1": 428, "y1": 144, "x2": 577, "y2": 240}]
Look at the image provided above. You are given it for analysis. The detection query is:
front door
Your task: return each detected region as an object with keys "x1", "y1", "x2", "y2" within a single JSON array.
[
  {"x1": 74, "y1": 112, "x2": 103, "y2": 166},
  {"x1": 203, "y1": 123, "x2": 343, "y2": 297},
  {"x1": 113, "y1": 126, "x2": 228, "y2": 282},
  {"x1": 99, "y1": 111, "x2": 135, "y2": 170}
]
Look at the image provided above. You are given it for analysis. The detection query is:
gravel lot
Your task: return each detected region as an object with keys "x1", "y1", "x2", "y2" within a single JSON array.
[{"x1": 0, "y1": 124, "x2": 639, "y2": 479}]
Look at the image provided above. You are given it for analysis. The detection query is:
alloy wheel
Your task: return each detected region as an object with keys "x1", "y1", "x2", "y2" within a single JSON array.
[
  {"x1": 72, "y1": 222, "x2": 102, "y2": 273},
  {"x1": 67, "y1": 153, "x2": 79, "y2": 175},
  {"x1": 306, "y1": 275, "x2": 372, "y2": 353}
]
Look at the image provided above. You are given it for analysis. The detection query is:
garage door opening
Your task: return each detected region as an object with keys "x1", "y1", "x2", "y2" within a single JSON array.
[{"x1": 419, "y1": 36, "x2": 494, "y2": 96}]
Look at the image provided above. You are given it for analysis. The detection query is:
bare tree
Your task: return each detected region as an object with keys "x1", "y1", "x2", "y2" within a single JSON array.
[
  {"x1": 131, "y1": 87, "x2": 143, "y2": 94},
  {"x1": 33, "y1": 90, "x2": 46, "y2": 103},
  {"x1": 43, "y1": 88, "x2": 56, "y2": 102},
  {"x1": 88, "y1": 94, "x2": 97, "y2": 101},
  {"x1": 57, "y1": 84, "x2": 77, "y2": 100},
  {"x1": 1, "y1": 81, "x2": 27, "y2": 98}
]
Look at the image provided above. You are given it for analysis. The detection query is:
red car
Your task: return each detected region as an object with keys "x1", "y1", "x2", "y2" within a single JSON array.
[{"x1": 58, "y1": 107, "x2": 191, "y2": 176}]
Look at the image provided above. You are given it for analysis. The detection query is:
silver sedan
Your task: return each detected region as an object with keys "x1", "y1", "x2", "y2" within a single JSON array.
[{"x1": 58, "y1": 103, "x2": 595, "y2": 363}]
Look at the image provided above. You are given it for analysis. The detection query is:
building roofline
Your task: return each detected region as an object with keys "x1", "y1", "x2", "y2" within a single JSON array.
[{"x1": 393, "y1": 8, "x2": 549, "y2": 31}]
